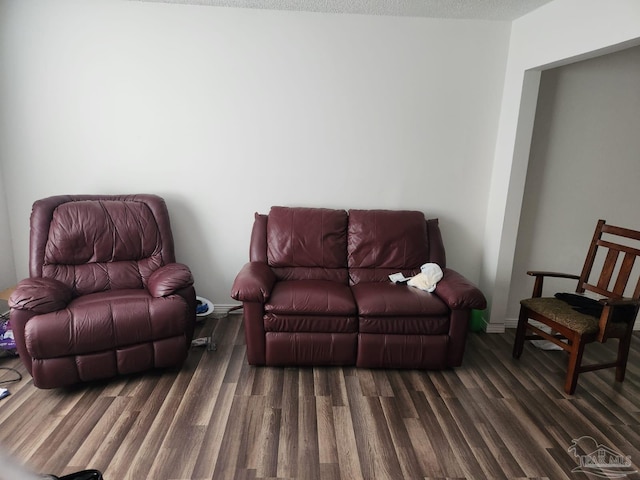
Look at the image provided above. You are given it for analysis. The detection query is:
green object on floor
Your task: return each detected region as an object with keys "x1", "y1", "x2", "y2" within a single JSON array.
[{"x1": 470, "y1": 309, "x2": 485, "y2": 332}]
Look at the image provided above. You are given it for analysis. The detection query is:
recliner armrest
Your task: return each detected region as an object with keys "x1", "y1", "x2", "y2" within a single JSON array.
[
  {"x1": 231, "y1": 262, "x2": 276, "y2": 303},
  {"x1": 9, "y1": 277, "x2": 72, "y2": 313},
  {"x1": 434, "y1": 268, "x2": 487, "y2": 310},
  {"x1": 147, "y1": 263, "x2": 194, "y2": 297}
]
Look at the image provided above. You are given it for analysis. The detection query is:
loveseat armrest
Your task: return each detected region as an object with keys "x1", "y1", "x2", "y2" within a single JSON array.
[
  {"x1": 9, "y1": 277, "x2": 72, "y2": 314},
  {"x1": 148, "y1": 263, "x2": 195, "y2": 297},
  {"x1": 231, "y1": 262, "x2": 276, "y2": 303},
  {"x1": 435, "y1": 268, "x2": 487, "y2": 310}
]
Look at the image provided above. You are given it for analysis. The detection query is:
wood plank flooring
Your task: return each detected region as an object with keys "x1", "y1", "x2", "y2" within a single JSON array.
[{"x1": 0, "y1": 314, "x2": 639, "y2": 480}]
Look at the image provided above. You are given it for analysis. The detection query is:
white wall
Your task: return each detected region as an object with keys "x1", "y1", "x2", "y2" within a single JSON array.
[
  {"x1": 0, "y1": 0, "x2": 510, "y2": 305},
  {"x1": 506, "y1": 45, "x2": 640, "y2": 324},
  {"x1": 0, "y1": 1, "x2": 17, "y2": 292},
  {"x1": 480, "y1": 0, "x2": 640, "y2": 331},
  {"x1": 0, "y1": 168, "x2": 16, "y2": 291}
]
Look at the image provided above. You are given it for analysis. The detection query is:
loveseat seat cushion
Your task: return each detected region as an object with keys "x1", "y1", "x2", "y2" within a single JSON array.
[
  {"x1": 351, "y1": 282, "x2": 449, "y2": 317},
  {"x1": 265, "y1": 280, "x2": 356, "y2": 316},
  {"x1": 353, "y1": 283, "x2": 450, "y2": 335}
]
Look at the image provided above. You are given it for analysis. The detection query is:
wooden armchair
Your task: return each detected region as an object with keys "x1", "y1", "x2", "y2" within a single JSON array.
[{"x1": 512, "y1": 219, "x2": 640, "y2": 394}]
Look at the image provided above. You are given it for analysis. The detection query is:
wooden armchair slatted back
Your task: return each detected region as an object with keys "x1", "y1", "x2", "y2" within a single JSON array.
[{"x1": 578, "y1": 220, "x2": 640, "y2": 301}]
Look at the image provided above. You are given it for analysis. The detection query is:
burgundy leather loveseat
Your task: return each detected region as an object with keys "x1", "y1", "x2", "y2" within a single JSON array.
[
  {"x1": 9, "y1": 194, "x2": 197, "y2": 388},
  {"x1": 231, "y1": 206, "x2": 486, "y2": 369}
]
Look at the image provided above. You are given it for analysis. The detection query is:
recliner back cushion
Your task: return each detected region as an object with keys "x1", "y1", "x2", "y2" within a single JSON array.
[
  {"x1": 43, "y1": 200, "x2": 165, "y2": 295},
  {"x1": 266, "y1": 206, "x2": 348, "y2": 282},
  {"x1": 348, "y1": 209, "x2": 430, "y2": 284}
]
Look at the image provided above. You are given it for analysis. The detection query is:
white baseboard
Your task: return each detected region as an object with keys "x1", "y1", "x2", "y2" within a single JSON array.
[
  {"x1": 212, "y1": 303, "x2": 243, "y2": 315},
  {"x1": 471, "y1": 315, "x2": 505, "y2": 333},
  {"x1": 484, "y1": 323, "x2": 506, "y2": 333},
  {"x1": 505, "y1": 317, "x2": 519, "y2": 329}
]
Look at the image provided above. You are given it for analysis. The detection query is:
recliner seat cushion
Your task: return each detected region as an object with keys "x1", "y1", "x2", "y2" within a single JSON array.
[{"x1": 24, "y1": 290, "x2": 189, "y2": 358}]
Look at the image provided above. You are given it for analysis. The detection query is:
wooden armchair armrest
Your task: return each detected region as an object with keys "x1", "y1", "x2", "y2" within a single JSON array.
[
  {"x1": 597, "y1": 297, "x2": 640, "y2": 342},
  {"x1": 526, "y1": 270, "x2": 581, "y2": 279},
  {"x1": 599, "y1": 297, "x2": 640, "y2": 307},
  {"x1": 526, "y1": 271, "x2": 580, "y2": 297}
]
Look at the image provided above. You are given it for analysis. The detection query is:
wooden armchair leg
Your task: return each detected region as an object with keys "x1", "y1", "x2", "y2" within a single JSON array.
[
  {"x1": 565, "y1": 337, "x2": 586, "y2": 395},
  {"x1": 615, "y1": 335, "x2": 633, "y2": 382},
  {"x1": 512, "y1": 307, "x2": 529, "y2": 359}
]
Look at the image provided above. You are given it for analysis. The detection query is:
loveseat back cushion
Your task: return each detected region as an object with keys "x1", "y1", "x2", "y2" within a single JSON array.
[
  {"x1": 31, "y1": 195, "x2": 175, "y2": 297},
  {"x1": 348, "y1": 209, "x2": 431, "y2": 284},
  {"x1": 266, "y1": 206, "x2": 349, "y2": 282},
  {"x1": 426, "y1": 218, "x2": 446, "y2": 268},
  {"x1": 249, "y1": 213, "x2": 269, "y2": 263}
]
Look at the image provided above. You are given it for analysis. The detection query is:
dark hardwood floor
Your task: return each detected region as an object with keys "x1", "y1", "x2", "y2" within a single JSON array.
[{"x1": 0, "y1": 314, "x2": 639, "y2": 480}]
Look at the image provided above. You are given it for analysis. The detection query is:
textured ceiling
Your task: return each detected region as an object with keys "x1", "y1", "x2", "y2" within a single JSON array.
[{"x1": 130, "y1": 0, "x2": 555, "y2": 21}]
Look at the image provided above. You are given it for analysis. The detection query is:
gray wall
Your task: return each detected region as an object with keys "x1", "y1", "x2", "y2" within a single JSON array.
[{"x1": 507, "y1": 45, "x2": 640, "y2": 323}]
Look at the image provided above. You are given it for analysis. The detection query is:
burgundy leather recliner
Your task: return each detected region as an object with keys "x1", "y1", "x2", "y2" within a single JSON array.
[
  {"x1": 231, "y1": 206, "x2": 487, "y2": 370},
  {"x1": 9, "y1": 194, "x2": 197, "y2": 389}
]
